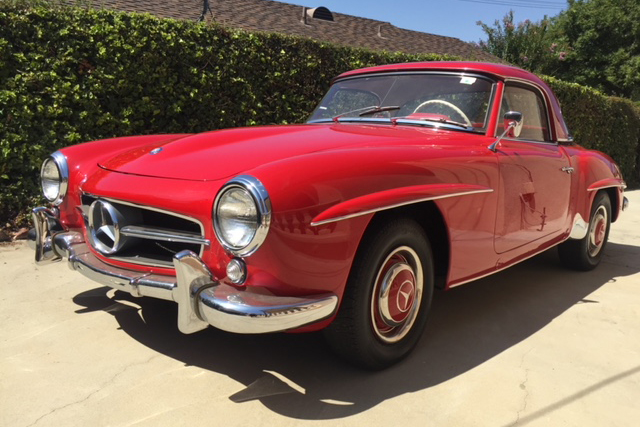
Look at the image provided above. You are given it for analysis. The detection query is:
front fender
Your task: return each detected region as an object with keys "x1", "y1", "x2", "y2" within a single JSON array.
[
  {"x1": 310, "y1": 183, "x2": 494, "y2": 226},
  {"x1": 245, "y1": 143, "x2": 499, "y2": 306}
]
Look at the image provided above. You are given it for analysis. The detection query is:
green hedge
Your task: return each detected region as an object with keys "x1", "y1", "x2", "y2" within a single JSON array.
[
  {"x1": 1, "y1": 3, "x2": 639, "y2": 226},
  {"x1": 544, "y1": 76, "x2": 640, "y2": 188}
]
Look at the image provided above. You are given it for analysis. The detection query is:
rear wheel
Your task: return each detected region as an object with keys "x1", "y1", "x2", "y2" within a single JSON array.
[
  {"x1": 559, "y1": 191, "x2": 611, "y2": 271},
  {"x1": 324, "y1": 218, "x2": 434, "y2": 370}
]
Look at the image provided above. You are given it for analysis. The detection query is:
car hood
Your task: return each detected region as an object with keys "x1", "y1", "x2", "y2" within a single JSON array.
[{"x1": 99, "y1": 124, "x2": 478, "y2": 181}]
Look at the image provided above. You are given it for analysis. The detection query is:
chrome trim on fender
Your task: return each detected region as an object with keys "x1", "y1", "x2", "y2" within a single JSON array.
[
  {"x1": 310, "y1": 188, "x2": 494, "y2": 227},
  {"x1": 29, "y1": 207, "x2": 337, "y2": 334},
  {"x1": 569, "y1": 213, "x2": 588, "y2": 240},
  {"x1": 213, "y1": 175, "x2": 272, "y2": 257},
  {"x1": 587, "y1": 183, "x2": 627, "y2": 191}
]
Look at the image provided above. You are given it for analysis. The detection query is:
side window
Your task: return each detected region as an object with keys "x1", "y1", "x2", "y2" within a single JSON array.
[{"x1": 499, "y1": 85, "x2": 550, "y2": 142}]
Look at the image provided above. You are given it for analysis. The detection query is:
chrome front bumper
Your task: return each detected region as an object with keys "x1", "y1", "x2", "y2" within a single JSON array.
[{"x1": 29, "y1": 207, "x2": 338, "y2": 334}]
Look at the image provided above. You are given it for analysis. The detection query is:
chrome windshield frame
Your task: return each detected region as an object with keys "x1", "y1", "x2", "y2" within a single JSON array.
[
  {"x1": 307, "y1": 71, "x2": 498, "y2": 134},
  {"x1": 307, "y1": 117, "x2": 485, "y2": 134}
]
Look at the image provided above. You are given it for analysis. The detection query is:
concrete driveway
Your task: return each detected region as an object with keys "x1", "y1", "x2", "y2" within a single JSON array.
[{"x1": 2, "y1": 190, "x2": 639, "y2": 427}]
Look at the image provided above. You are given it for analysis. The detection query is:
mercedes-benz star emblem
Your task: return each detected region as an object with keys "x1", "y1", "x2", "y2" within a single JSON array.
[
  {"x1": 88, "y1": 200, "x2": 126, "y2": 255},
  {"x1": 396, "y1": 280, "x2": 415, "y2": 313}
]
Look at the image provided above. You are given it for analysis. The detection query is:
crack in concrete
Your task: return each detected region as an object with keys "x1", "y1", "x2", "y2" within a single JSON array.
[
  {"x1": 513, "y1": 349, "x2": 533, "y2": 425},
  {"x1": 26, "y1": 354, "x2": 160, "y2": 427},
  {"x1": 515, "y1": 369, "x2": 530, "y2": 424}
]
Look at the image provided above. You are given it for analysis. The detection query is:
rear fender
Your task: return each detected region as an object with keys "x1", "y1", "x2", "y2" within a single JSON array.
[{"x1": 569, "y1": 150, "x2": 626, "y2": 239}]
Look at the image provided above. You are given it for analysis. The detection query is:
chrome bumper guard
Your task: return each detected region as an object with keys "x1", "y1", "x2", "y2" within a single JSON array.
[{"x1": 29, "y1": 207, "x2": 338, "y2": 334}]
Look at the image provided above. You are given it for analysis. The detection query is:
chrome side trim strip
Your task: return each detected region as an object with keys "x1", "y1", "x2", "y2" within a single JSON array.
[
  {"x1": 587, "y1": 183, "x2": 627, "y2": 191},
  {"x1": 310, "y1": 188, "x2": 494, "y2": 227},
  {"x1": 121, "y1": 225, "x2": 210, "y2": 246},
  {"x1": 449, "y1": 234, "x2": 569, "y2": 289}
]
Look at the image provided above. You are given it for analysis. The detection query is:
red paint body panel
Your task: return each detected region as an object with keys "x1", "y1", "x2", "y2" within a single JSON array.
[{"x1": 50, "y1": 62, "x2": 625, "y2": 333}]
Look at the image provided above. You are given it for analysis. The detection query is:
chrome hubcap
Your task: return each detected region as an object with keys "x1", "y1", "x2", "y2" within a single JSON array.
[
  {"x1": 588, "y1": 205, "x2": 608, "y2": 258},
  {"x1": 371, "y1": 246, "x2": 423, "y2": 343}
]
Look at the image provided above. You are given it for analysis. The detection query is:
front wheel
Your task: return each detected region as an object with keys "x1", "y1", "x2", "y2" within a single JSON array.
[
  {"x1": 559, "y1": 191, "x2": 611, "y2": 271},
  {"x1": 324, "y1": 218, "x2": 434, "y2": 370}
]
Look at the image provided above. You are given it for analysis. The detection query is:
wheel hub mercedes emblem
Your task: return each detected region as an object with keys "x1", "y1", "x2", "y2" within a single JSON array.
[{"x1": 396, "y1": 280, "x2": 415, "y2": 313}]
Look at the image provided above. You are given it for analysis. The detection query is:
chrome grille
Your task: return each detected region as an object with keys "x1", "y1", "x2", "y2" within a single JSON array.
[{"x1": 81, "y1": 195, "x2": 208, "y2": 267}]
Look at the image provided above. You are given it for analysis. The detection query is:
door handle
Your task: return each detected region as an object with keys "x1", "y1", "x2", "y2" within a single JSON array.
[{"x1": 561, "y1": 166, "x2": 574, "y2": 174}]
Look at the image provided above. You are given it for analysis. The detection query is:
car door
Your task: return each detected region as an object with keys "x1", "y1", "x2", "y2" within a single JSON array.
[{"x1": 494, "y1": 83, "x2": 572, "y2": 254}]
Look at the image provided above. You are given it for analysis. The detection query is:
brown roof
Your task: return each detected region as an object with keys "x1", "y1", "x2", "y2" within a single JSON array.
[{"x1": 59, "y1": 0, "x2": 499, "y2": 61}]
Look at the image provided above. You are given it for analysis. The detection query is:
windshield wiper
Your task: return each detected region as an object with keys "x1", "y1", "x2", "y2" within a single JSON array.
[
  {"x1": 399, "y1": 117, "x2": 471, "y2": 129},
  {"x1": 332, "y1": 105, "x2": 400, "y2": 122},
  {"x1": 358, "y1": 105, "x2": 400, "y2": 116}
]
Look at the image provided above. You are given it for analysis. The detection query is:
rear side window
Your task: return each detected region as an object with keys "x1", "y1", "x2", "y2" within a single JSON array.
[{"x1": 499, "y1": 85, "x2": 550, "y2": 142}]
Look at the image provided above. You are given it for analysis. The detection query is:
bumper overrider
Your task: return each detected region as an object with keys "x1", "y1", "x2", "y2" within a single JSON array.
[{"x1": 29, "y1": 207, "x2": 338, "y2": 334}]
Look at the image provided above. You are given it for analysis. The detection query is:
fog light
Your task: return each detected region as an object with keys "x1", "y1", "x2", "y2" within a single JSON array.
[{"x1": 227, "y1": 258, "x2": 247, "y2": 284}]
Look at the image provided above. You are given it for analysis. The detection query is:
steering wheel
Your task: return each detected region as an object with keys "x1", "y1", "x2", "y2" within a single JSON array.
[{"x1": 412, "y1": 99, "x2": 473, "y2": 127}]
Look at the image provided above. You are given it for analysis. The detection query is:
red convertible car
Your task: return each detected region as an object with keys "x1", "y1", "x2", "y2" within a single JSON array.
[{"x1": 30, "y1": 62, "x2": 628, "y2": 369}]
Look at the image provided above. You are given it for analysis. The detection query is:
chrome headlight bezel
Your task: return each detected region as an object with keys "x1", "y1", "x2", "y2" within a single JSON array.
[
  {"x1": 213, "y1": 175, "x2": 271, "y2": 257},
  {"x1": 40, "y1": 151, "x2": 69, "y2": 206}
]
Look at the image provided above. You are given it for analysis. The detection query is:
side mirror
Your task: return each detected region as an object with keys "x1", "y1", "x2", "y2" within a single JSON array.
[
  {"x1": 504, "y1": 111, "x2": 523, "y2": 138},
  {"x1": 488, "y1": 111, "x2": 524, "y2": 152}
]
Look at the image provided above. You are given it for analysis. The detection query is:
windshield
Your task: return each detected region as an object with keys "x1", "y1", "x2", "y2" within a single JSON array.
[{"x1": 308, "y1": 73, "x2": 495, "y2": 133}]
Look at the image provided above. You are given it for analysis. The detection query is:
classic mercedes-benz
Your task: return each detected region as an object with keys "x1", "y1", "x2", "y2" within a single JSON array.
[{"x1": 30, "y1": 62, "x2": 627, "y2": 369}]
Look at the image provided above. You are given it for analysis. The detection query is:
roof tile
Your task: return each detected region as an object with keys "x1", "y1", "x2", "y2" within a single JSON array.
[{"x1": 57, "y1": 0, "x2": 500, "y2": 62}]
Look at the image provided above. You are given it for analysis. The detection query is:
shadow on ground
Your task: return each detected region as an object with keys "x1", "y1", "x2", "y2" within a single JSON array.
[{"x1": 72, "y1": 242, "x2": 640, "y2": 420}]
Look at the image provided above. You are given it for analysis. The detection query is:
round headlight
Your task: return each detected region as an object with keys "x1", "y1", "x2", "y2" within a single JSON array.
[
  {"x1": 217, "y1": 187, "x2": 258, "y2": 248},
  {"x1": 40, "y1": 151, "x2": 69, "y2": 205},
  {"x1": 214, "y1": 175, "x2": 271, "y2": 257}
]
